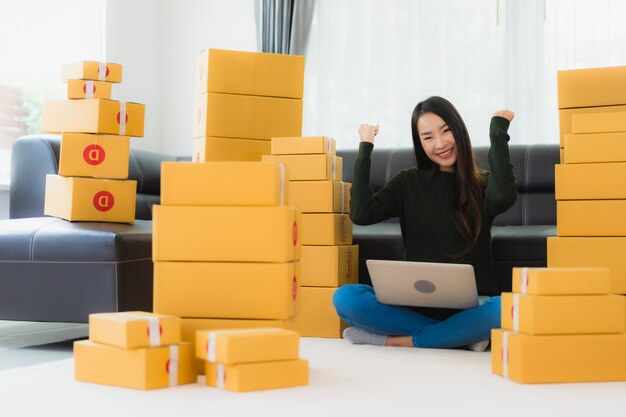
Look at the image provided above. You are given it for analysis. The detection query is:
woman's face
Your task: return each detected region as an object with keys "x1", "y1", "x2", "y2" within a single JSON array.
[{"x1": 417, "y1": 112, "x2": 457, "y2": 173}]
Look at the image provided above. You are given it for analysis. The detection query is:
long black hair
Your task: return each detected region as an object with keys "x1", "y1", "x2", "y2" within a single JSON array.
[{"x1": 411, "y1": 96, "x2": 486, "y2": 260}]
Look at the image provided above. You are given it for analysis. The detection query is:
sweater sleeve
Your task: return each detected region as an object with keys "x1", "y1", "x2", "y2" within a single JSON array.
[
  {"x1": 349, "y1": 141, "x2": 402, "y2": 225},
  {"x1": 484, "y1": 116, "x2": 518, "y2": 218}
]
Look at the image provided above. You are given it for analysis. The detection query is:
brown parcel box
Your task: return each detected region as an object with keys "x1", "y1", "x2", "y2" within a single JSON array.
[
  {"x1": 61, "y1": 60, "x2": 122, "y2": 83},
  {"x1": 557, "y1": 66, "x2": 626, "y2": 109},
  {"x1": 563, "y1": 132, "x2": 626, "y2": 163},
  {"x1": 192, "y1": 137, "x2": 271, "y2": 162},
  {"x1": 59, "y1": 133, "x2": 130, "y2": 179}
]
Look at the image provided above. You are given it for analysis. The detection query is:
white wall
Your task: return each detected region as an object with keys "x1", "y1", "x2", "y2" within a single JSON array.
[{"x1": 0, "y1": 188, "x2": 9, "y2": 220}]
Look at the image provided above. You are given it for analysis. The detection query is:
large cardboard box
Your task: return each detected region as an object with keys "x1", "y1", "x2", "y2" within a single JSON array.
[
  {"x1": 557, "y1": 200, "x2": 626, "y2": 236},
  {"x1": 153, "y1": 261, "x2": 300, "y2": 319},
  {"x1": 59, "y1": 133, "x2": 130, "y2": 179},
  {"x1": 501, "y1": 292, "x2": 624, "y2": 335},
  {"x1": 192, "y1": 137, "x2": 271, "y2": 162},
  {"x1": 559, "y1": 104, "x2": 626, "y2": 145},
  {"x1": 491, "y1": 329, "x2": 626, "y2": 383},
  {"x1": 555, "y1": 162, "x2": 626, "y2": 200},
  {"x1": 547, "y1": 236, "x2": 626, "y2": 294},
  {"x1": 160, "y1": 161, "x2": 288, "y2": 206},
  {"x1": 67, "y1": 79, "x2": 112, "y2": 99},
  {"x1": 290, "y1": 287, "x2": 345, "y2": 338},
  {"x1": 195, "y1": 328, "x2": 299, "y2": 364},
  {"x1": 152, "y1": 205, "x2": 301, "y2": 262},
  {"x1": 205, "y1": 359, "x2": 308, "y2": 392},
  {"x1": 89, "y1": 311, "x2": 181, "y2": 348},
  {"x1": 61, "y1": 61, "x2": 122, "y2": 83},
  {"x1": 44, "y1": 175, "x2": 136, "y2": 223},
  {"x1": 192, "y1": 92, "x2": 302, "y2": 140},
  {"x1": 571, "y1": 112, "x2": 626, "y2": 134},
  {"x1": 557, "y1": 66, "x2": 626, "y2": 109},
  {"x1": 301, "y1": 213, "x2": 352, "y2": 245},
  {"x1": 195, "y1": 49, "x2": 304, "y2": 99},
  {"x1": 563, "y1": 132, "x2": 626, "y2": 163},
  {"x1": 301, "y1": 245, "x2": 359, "y2": 287},
  {"x1": 42, "y1": 99, "x2": 145, "y2": 137},
  {"x1": 511, "y1": 267, "x2": 611, "y2": 295},
  {"x1": 74, "y1": 340, "x2": 196, "y2": 390},
  {"x1": 262, "y1": 154, "x2": 342, "y2": 181},
  {"x1": 289, "y1": 181, "x2": 351, "y2": 213},
  {"x1": 271, "y1": 136, "x2": 336, "y2": 155}
]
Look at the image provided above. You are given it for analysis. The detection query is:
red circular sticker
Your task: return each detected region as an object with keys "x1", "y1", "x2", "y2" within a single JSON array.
[
  {"x1": 93, "y1": 191, "x2": 115, "y2": 212},
  {"x1": 223, "y1": 369, "x2": 227, "y2": 384},
  {"x1": 83, "y1": 144, "x2": 106, "y2": 165},
  {"x1": 146, "y1": 324, "x2": 163, "y2": 338},
  {"x1": 166, "y1": 358, "x2": 171, "y2": 374},
  {"x1": 511, "y1": 305, "x2": 514, "y2": 319},
  {"x1": 292, "y1": 221, "x2": 298, "y2": 246},
  {"x1": 105, "y1": 66, "x2": 110, "y2": 78},
  {"x1": 82, "y1": 83, "x2": 96, "y2": 95},
  {"x1": 292, "y1": 275, "x2": 298, "y2": 301},
  {"x1": 116, "y1": 112, "x2": 129, "y2": 125}
]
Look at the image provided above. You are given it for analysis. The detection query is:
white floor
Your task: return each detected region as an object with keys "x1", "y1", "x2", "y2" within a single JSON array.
[{"x1": 0, "y1": 337, "x2": 624, "y2": 417}]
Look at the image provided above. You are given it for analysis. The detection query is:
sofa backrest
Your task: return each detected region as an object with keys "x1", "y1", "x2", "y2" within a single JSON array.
[{"x1": 337, "y1": 144, "x2": 560, "y2": 226}]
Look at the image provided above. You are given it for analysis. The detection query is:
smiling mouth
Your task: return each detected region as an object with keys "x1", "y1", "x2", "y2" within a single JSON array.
[{"x1": 436, "y1": 148, "x2": 454, "y2": 158}]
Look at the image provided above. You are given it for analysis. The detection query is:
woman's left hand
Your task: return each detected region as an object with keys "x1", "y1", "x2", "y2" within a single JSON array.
[{"x1": 493, "y1": 109, "x2": 514, "y2": 122}]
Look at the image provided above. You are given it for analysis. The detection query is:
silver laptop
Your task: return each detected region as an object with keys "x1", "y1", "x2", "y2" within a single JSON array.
[{"x1": 366, "y1": 259, "x2": 479, "y2": 309}]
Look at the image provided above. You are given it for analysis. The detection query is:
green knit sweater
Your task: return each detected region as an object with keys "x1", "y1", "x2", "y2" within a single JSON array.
[{"x1": 351, "y1": 116, "x2": 517, "y2": 296}]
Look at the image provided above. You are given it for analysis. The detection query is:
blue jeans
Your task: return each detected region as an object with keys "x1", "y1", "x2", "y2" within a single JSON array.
[{"x1": 333, "y1": 284, "x2": 501, "y2": 348}]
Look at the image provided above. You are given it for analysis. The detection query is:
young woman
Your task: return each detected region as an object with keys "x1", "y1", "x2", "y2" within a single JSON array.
[{"x1": 333, "y1": 96, "x2": 517, "y2": 350}]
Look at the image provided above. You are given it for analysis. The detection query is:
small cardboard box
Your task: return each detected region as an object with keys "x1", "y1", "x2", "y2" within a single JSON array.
[
  {"x1": 59, "y1": 133, "x2": 130, "y2": 179},
  {"x1": 559, "y1": 104, "x2": 626, "y2": 145},
  {"x1": 89, "y1": 311, "x2": 181, "y2": 348},
  {"x1": 557, "y1": 66, "x2": 626, "y2": 109},
  {"x1": 301, "y1": 245, "x2": 359, "y2": 287},
  {"x1": 195, "y1": 328, "x2": 299, "y2": 364},
  {"x1": 160, "y1": 161, "x2": 288, "y2": 206},
  {"x1": 571, "y1": 112, "x2": 626, "y2": 134},
  {"x1": 44, "y1": 175, "x2": 136, "y2": 223},
  {"x1": 67, "y1": 79, "x2": 112, "y2": 99},
  {"x1": 205, "y1": 359, "x2": 308, "y2": 392},
  {"x1": 511, "y1": 267, "x2": 611, "y2": 295},
  {"x1": 491, "y1": 329, "x2": 626, "y2": 383},
  {"x1": 192, "y1": 136, "x2": 271, "y2": 162},
  {"x1": 195, "y1": 48, "x2": 304, "y2": 99},
  {"x1": 262, "y1": 154, "x2": 342, "y2": 181},
  {"x1": 501, "y1": 292, "x2": 624, "y2": 335},
  {"x1": 42, "y1": 99, "x2": 145, "y2": 137},
  {"x1": 555, "y1": 162, "x2": 626, "y2": 199},
  {"x1": 289, "y1": 181, "x2": 351, "y2": 213},
  {"x1": 557, "y1": 200, "x2": 626, "y2": 236},
  {"x1": 547, "y1": 236, "x2": 626, "y2": 294},
  {"x1": 153, "y1": 261, "x2": 299, "y2": 319},
  {"x1": 192, "y1": 92, "x2": 302, "y2": 140},
  {"x1": 301, "y1": 213, "x2": 352, "y2": 245},
  {"x1": 271, "y1": 136, "x2": 336, "y2": 155},
  {"x1": 74, "y1": 340, "x2": 196, "y2": 390},
  {"x1": 152, "y1": 205, "x2": 301, "y2": 262},
  {"x1": 289, "y1": 287, "x2": 345, "y2": 338},
  {"x1": 563, "y1": 132, "x2": 626, "y2": 163},
  {"x1": 61, "y1": 61, "x2": 122, "y2": 83}
]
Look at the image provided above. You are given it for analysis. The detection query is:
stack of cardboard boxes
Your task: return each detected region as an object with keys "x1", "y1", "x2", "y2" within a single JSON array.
[
  {"x1": 74, "y1": 311, "x2": 196, "y2": 390},
  {"x1": 192, "y1": 49, "x2": 304, "y2": 162},
  {"x1": 41, "y1": 61, "x2": 145, "y2": 223},
  {"x1": 263, "y1": 137, "x2": 358, "y2": 338}
]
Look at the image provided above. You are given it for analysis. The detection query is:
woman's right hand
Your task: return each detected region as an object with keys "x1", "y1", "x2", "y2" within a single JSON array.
[{"x1": 358, "y1": 124, "x2": 379, "y2": 144}]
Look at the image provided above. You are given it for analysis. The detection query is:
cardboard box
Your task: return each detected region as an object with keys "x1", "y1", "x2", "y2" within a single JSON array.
[
  {"x1": 271, "y1": 136, "x2": 336, "y2": 155},
  {"x1": 195, "y1": 328, "x2": 299, "y2": 364},
  {"x1": 160, "y1": 161, "x2": 288, "y2": 206},
  {"x1": 153, "y1": 261, "x2": 299, "y2": 319},
  {"x1": 290, "y1": 287, "x2": 345, "y2": 338},
  {"x1": 301, "y1": 213, "x2": 352, "y2": 245},
  {"x1": 563, "y1": 132, "x2": 626, "y2": 163},
  {"x1": 557, "y1": 200, "x2": 626, "y2": 236},
  {"x1": 557, "y1": 66, "x2": 626, "y2": 109},
  {"x1": 74, "y1": 340, "x2": 196, "y2": 390},
  {"x1": 67, "y1": 79, "x2": 112, "y2": 99},
  {"x1": 289, "y1": 181, "x2": 351, "y2": 213},
  {"x1": 205, "y1": 359, "x2": 308, "y2": 392},
  {"x1": 501, "y1": 292, "x2": 624, "y2": 335},
  {"x1": 262, "y1": 154, "x2": 342, "y2": 181},
  {"x1": 44, "y1": 175, "x2": 136, "y2": 223},
  {"x1": 59, "y1": 133, "x2": 130, "y2": 179},
  {"x1": 547, "y1": 236, "x2": 626, "y2": 294},
  {"x1": 152, "y1": 205, "x2": 301, "y2": 262},
  {"x1": 192, "y1": 137, "x2": 271, "y2": 162},
  {"x1": 491, "y1": 329, "x2": 626, "y2": 383},
  {"x1": 511, "y1": 267, "x2": 611, "y2": 295},
  {"x1": 42, "y1": 99, "x2": 145, "y2": 137},
  {"x1": 559, "y1": 104, "x2": 626, "y2": 146},
  {"x1": 571, "y1": 112, "x2": 626, "y2": 134},
  {"x1": 89, "y1": 311, "x2": 181, "y2": 348},
  {"x1": 62, "y1": 61, "x2": 122, "y2": 83},
  {"x1": 192, "y1": 92, "x2": 302, "y2": 140},
  {"x1": 301, "y1": 245, "x2": 359, "y2": 287},
  {"x1": 195, "y1": 48, "x2": 304, "y2": 98},
  {"x1": 555, "y1": 162, "x2": 626, "y2": 199}
]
